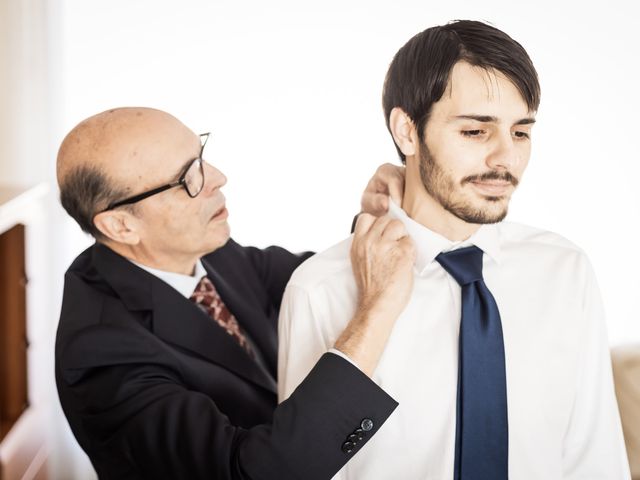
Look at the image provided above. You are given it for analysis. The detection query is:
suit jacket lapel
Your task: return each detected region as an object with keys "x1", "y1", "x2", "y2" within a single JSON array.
[
  {"x1": 151, "y1": 280, "x2": 276, "y2": 393},
  {"x1": 92, "y1": 243, "x2": 277, "y2": 394},
  {"x1": 202, "y1": 259, "x2": 278, "y2": 375}
]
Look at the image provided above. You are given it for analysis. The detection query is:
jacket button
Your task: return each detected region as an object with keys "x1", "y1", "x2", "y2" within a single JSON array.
[
  {"x1": 361, "y1": 418, "x2": 374, "y2": 431},
  {"x1": 353, "y1": 428, "x2": 364, "y2": 441},
  {"x1": 342, "y1": 441, "x2": 356, "y2": 454},
  {"x1": 347, "y1": 433, "x2": 360, "y2": 443}
]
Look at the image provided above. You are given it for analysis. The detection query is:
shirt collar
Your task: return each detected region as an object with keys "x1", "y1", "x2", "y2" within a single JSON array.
[
  {"x1": 129, "y1": 258, "x2": 207, "y2": 299},
  {"x1": 387, "y1": 200, "x2": 501, "y2": 274}
]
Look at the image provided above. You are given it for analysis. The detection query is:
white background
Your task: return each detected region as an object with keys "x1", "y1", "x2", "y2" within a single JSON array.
[
  {"x1": 59, "y1": 0, "x2": 640, "y2": 345},
  {"x1": 4, "y1": 1, "x2": 636, "y2": 477}
]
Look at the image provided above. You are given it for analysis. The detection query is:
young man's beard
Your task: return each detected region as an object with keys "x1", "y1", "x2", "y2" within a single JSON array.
[{"x1": 418, "y1": 142, "x2": 518, "y2": 225}]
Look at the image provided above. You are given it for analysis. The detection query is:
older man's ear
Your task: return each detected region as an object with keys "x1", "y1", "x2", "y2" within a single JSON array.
[{"x1": 93, "y1": 210, "x2": 141, "y2": 245}]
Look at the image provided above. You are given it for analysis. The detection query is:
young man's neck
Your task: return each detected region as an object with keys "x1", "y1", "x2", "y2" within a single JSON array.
[{"x1": 402, "y1": 173, "x2": 481, "y2": 242}]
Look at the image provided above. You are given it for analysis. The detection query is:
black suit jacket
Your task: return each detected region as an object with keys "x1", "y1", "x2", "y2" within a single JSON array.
[{"x1": 55, "y1": 240, "x2": 397, "y2": 479}]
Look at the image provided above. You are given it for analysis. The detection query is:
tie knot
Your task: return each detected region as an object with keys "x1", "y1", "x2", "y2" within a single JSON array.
[
  {"x1": 435, "y1": 245, "x2": 484, "y2": 286},
  {"x1": 191, "y1": 276, "x2": 216, "y2": 302}
]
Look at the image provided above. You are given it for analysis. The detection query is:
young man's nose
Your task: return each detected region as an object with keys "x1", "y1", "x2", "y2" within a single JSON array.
[{"x1": 485, "y1": 132, "x2": 520, "y2": 171}]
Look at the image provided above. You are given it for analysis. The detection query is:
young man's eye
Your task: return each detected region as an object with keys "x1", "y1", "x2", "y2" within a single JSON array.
[
  {"x1": 461, "y1": 129, "x2": 484, "y2": 137},
  {"x1": 514, "y1": 131, "x2": 530, "y2": 139}
]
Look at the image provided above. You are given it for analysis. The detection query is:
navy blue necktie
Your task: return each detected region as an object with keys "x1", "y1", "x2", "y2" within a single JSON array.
[{"x1": 436, "y1": 246, "x2": 508, "y2": 480}]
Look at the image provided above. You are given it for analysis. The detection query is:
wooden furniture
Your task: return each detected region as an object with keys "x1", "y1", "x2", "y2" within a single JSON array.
[
  {"x1": 0, "y1": 184, "x2": 49, "y2": 480},
  {"x1": 612, "y1": 345, "x2": 640, "y2": 479}
]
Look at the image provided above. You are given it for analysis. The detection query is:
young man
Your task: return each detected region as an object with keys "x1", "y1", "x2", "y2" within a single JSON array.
[
  {"x1": 55, "y1": 107, "x2": 414, "y2": 479},
  {"x1": 279, "y1": 20, "x2": 630, "y2": 479}
]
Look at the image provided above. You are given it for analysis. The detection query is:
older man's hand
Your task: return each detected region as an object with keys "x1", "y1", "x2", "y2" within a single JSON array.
[
  {"x1": 360, "y1": 163, "x2": 405, "y2": 216},
  {"x1": 334, "y1": 213, "x2": 415, "y2": 377}
]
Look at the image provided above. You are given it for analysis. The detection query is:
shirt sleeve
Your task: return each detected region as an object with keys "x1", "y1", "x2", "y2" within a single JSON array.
[
  {"x1": 562, "y1": 258, "x2": 631, "y2": 478},
  {"x1": 278, "y1": 283, "x2": 336, "y2": 402}
]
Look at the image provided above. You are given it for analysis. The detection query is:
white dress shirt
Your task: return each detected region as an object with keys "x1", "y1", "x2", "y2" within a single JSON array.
[
  {"x1": 278, "y1": 201, "x2": 630, "y2": 479},
  {"x1": 130, "y1": 258, "x2": 207, "y2": 298}
]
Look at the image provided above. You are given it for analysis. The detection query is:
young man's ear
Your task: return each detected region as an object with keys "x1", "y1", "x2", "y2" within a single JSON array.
[
  {"x1": 93, "y1": 210, "x2": 141, "y2": 245},
  {"x1": 389, "y1": 108, "x2": 419, "y2": 157}
]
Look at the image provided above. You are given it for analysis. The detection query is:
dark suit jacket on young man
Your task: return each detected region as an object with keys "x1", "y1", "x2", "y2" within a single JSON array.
[{"x1": 55, "y1": 239, "x2": 397, "y2": 480}]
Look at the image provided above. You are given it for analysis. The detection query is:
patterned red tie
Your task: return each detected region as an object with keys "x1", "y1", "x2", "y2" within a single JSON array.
[{"x1": 190, "y1": 276, "x2": 253, "y2": 356}]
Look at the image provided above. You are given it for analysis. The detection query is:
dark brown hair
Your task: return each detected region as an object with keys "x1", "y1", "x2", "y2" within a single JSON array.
[
  {"x1": 383, "y1": 20, "x2": 541, "y2": 162},
  {"x1": 59, "y1": 165, "x2": 132, "y2": 240}
]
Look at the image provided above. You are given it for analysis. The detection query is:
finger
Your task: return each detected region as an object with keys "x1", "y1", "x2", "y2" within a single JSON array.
[
  {"x1": 360, "y1": 192, "x2": 389, "y2": 216},
  {"x1": 399, "y1": 235, "x2": 416, "y2": 259},
  {"x1": 367, "y1": 215, "x2": 393, "y2": 240},
  {"x1": 353, "y1": 213, "x2": 376, "y2": 237},
  {"x1": 386, "y1": 166, "x2": 405, "y2": 206},
  {"x1": 362, "y1": 164, "x2": 393, "y2": 200},
  {"x1": 381, "y1": 219, "x2": 409, "y2": 241},
  {"x1": 372, "y1": 163, "x2": 403, "y2": 192},
  {"x1": 369, "y1": 165, "x2": 392, "y2": 194}
]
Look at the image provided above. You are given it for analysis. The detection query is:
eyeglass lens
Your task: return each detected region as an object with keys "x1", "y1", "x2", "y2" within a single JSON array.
[{"x1": 184, "y1": 159, "x2": 205, "y2": 197}]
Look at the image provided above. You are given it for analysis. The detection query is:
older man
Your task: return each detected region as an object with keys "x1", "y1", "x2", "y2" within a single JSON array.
[
  {"x1": 279, "y1": 20, "x2": 630, "y2": 479},
  {"x1": 55, "y1": 107, "x2": 414, "y2": 479}
]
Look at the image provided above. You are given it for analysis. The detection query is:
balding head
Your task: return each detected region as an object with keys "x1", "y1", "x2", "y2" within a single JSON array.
[
  {"x1": 57, "y1": 107, "x2": 195, "y2": 238},
  {"x1": 58, "y1": 106, "x2": 229, "y2": 273}
]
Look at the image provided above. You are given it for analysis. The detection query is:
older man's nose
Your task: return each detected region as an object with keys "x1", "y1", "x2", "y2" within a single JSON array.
[{"x1": 203, "y1": 163, "x2": 227, "y2": 194}]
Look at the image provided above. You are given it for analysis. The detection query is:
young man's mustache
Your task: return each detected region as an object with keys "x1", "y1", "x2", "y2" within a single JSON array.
[{"x1": 462, "y1": 171, "x2": 519, "y2": 187}]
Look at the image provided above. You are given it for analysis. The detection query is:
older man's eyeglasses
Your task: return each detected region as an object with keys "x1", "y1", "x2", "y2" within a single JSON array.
[{"x1": 102, "y1": 132, "x2": 210, "y2": 212}]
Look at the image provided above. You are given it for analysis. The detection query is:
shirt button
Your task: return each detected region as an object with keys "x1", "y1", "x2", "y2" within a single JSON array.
[{"x1": 360, "y1": 418, "x2": 374, "y2": 431}]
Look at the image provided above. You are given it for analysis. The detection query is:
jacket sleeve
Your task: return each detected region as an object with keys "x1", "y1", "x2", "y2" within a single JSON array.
[{"x1": 58, "y1": 330, "x2": 397, "y2": 480}]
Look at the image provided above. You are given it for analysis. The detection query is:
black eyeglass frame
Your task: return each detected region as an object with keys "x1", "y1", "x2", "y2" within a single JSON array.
[{"x1": 102, "y1": 132, "x2": 210, "y2": 212}]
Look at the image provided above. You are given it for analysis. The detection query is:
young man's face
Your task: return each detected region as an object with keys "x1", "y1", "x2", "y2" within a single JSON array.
[{"x1": 418, "y1": 61, "x2": 535, "y2": 224}]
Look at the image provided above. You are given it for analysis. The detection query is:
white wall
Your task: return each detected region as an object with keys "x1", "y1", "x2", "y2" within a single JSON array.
[
  {"x1": 0, "y1": 0, "x2": 69, "y2": 478},
  {"x1": 59, "y1": 0, "x2": 640, "y2": 341},
  {"x1": 53, "y1": 0, "x2": 639, "y2": 476}
]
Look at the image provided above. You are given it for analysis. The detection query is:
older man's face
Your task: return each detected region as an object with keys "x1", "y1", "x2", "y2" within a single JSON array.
[{"x1": 109, "y1": 112, "x2": 231, "y2": 264}]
